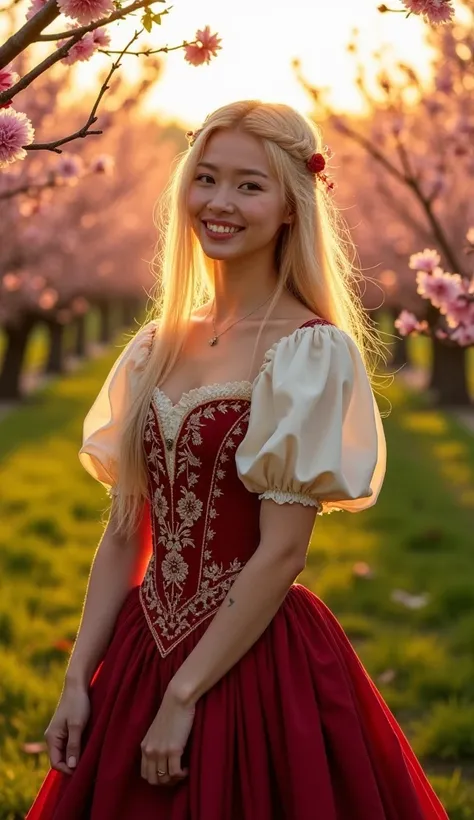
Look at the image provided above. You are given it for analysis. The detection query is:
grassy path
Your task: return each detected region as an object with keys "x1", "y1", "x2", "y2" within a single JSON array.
[{"x1": 1, "y1": 340, "x2": 474, "y2": 817}]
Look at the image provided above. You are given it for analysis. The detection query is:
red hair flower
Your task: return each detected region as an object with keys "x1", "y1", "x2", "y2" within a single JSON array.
[
  {"x1": 306, "y1": 152, "x2": 326, "y2": 174},
  {"x1": 306, "y1": 149, "x2": 335, "y2": 193}
]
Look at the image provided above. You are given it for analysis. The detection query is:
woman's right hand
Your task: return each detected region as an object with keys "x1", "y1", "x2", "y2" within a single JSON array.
[{"x1": 44, "y1": 683, "x2": 91, "y2": 776}]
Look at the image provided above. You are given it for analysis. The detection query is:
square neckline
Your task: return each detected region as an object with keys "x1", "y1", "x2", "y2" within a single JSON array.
[{"x1": 153, "y1": 317, "x2": 331, "y2": 411}]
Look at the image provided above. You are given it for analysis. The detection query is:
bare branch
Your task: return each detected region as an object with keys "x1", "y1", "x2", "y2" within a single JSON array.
[
  {"x1": 25, "y1": 29, "x2": 142, "y2": 153},
  {"x1": 0, "y1": 0, "x2": 165, "y2": 105},
  {"x1": 0, "y1": 0, "x2": 60, "y2": 70}
]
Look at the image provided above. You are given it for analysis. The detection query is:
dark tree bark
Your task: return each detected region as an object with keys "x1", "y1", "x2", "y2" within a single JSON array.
[
  {"x1": 429, "y1": 339, "x2": 471, "y2": 407},
  {"x1": 74, "y1": 313, "x2": 87, "y2": 358},
  {"x1": 98, "y1": 301, "x2": 112, "y2": 344},
  {"x1": 0, "y1": 315, "x2": 36, "y2": 400},
  {"x1": 44, "y1": 319, "x2": 66, "y2": 375}
]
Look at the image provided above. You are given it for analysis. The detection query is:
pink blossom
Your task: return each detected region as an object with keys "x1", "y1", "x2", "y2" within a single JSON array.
[
  {"x1": 450, "y1": 324, "x2": 474, "y2": 347},
  {"x1": 184, "y1": 26, "x2": 221, "y2": 67},
  {"x1": 394, "y1": 309, "x2": 423, "y2": 336},
  {"x1": 443, "y1": 297, "x2": 474, "y2": 327},
  {"x1": 60, "y1": 33, "x2": 97, "y2": 65},
  {"x1": 0, "y1": 63, "x2": 19, "y2": 92},
  {"x1": 435, "y1": 68, "x2": 453, "y2": 94},
  {"x1": 0, "y1": 109, "x2": 35, "y2": 168},
  {"x1": 2, "y1": 273, "x2": 22, "y2": 292},
  {"x1": 402, "y1": 0, "x2": 455, "y2": 24},
  {"x1": 416, "y1": 268, "x2": 463, "y2": 307},
  {"x1": 55, "y1": 153, "x2": 84, "y2": 178},
  {"x1": 90, "y1": 153, "x2": 115, "y2": 174},
  {"x1": 57, "y1": 0, "x2": 114, "y2": 24},
  {"x1": 25, "y1": 0, "x2": 48, "y2": 20},
  {"x1": 91, "y1": 27, "x2": 111, "y2": 48},
  {"x1": 72, "y1": 296, "x2": 89, "y2": 314},
  {"x1": 409, "y1": 248, "x2": 441, "y2": 272},
  {"x1": 38, "y1": 288, "x2": 59, "y2": 311}
]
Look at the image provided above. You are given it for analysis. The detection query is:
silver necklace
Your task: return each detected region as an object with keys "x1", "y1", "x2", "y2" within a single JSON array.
[{"x1": 208, "y1": 290, "x2": 276, "y2": 347}]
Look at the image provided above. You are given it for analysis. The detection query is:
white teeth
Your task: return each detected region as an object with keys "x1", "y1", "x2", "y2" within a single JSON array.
[{"x1": 205, "y1": 222, "x2": 240, "y2": 234}]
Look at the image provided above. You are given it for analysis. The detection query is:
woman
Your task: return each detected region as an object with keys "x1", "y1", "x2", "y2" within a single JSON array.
[{"x1": 27, "y1": 100, "x2": 447, "y2": 819}]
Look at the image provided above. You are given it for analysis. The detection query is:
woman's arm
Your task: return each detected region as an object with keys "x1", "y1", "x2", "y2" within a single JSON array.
[
  {"x1": 169, "y1": 500, "x2": 317, "y2": 706},
  {"x1": 65, "y1": 501, "x2": 150, "y2": 689}
]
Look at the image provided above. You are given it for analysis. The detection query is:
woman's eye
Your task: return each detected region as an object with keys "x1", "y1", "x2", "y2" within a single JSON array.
[
  {"x1": 240, "y1": 182, "x2": 261, "y2": 191},
  {"x1": 196, "y1": 174, "x2": 214, "y2": 184}
]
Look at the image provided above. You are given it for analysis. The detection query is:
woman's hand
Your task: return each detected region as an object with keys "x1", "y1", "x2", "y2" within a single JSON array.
[
  {"x1": 44, "y1": 682, "x2": 91, "y2": 776},
  {"x1": 140, "y1": 684, "x2": 196, "y2": 787}
]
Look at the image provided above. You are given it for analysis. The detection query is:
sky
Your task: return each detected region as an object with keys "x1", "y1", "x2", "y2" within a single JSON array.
[
  {"x1": 2, "y1": 0, "x2": 436, "y2": 129},
  {"x1": 135, "y1": 0, "x2": 433, "y2": 127}
]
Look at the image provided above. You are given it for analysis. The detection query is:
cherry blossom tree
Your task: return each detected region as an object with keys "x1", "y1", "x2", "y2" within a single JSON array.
[
  {"x1": 0, "y1": 63, "x2": 182, "y2": 399},
  {"x1": 296, "y1": 6, "x2": 474, "y2": 405},
  {"x1": 0, "y1": 0, "x2": 220, "y2": 165}
]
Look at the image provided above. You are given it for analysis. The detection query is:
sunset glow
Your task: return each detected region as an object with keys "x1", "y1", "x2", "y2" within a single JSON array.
[{"x1": 48, "y1": 0, "x2": 436, "y2": 128}]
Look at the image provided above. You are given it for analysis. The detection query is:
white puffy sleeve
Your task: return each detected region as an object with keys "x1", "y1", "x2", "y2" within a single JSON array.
[
  {"x1": 78, "y1": 321, "x2": 157, "y2": 495},
  {"x1": 235, "y1": 323, "x2": 386, "y2": 514}
]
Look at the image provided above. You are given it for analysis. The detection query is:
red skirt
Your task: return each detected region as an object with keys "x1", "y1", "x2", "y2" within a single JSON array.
[{"x1": 27, "y1": 584, "x2": 447, "y2": 819}]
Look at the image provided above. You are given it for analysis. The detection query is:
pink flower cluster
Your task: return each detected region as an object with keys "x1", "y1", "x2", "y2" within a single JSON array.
[
  {"x1": 184, "y1": 26, "x2": 222, "y2": 67},
  {"x1": 395, "y1": 241, "x2": 474, "y2": 347},
  {"x1": 58, "y1": 27, "x2": 111, "y2": 65},
  {"x1": 401, "y1": 0, "x2": 455, "y2": 24}
]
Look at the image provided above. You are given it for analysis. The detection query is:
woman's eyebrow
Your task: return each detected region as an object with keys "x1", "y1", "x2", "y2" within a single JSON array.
[{"x1": 196, "y1": 161, "x2": 269, "y2": 179}]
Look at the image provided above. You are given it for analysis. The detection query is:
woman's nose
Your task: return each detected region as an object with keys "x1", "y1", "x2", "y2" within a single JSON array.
[{"x1": 207, "y1": 186, "x2": 234, "y2": 212}]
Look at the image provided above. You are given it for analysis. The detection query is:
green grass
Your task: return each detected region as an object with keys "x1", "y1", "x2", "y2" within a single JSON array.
[{"x1": 1, "y1": 335, "x2": 474, "y2": 816}]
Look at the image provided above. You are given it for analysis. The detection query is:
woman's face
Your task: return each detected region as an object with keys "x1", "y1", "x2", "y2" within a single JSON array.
[{"x1": 187, "y1": 128, "x2": 291, "y2": 262}]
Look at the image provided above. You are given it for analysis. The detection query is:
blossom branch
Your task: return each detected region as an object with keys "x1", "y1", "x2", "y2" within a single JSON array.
[
  {"x1": 0, "y1": 0, "x2": 60, "y2": 70},
  {"x1": 25, "y1": 29, "x2": 141, "y2": 153},
  {"x1": 98, "y1": 40, "x2": 193, "y2": 57},
  {"x1": 0, "y1": 0, "x2": 165, "y2": 97},
  {"x1": 35, "y1": 0, "x2": 170, "y2": 41}
]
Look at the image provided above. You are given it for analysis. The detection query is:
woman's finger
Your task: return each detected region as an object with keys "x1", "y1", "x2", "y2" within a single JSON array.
[
  {"x1": 65, "y1": 722, "x2": 82, "y2": 770},
  {"x1": 145, "y1": 756, "x2": 159, "y2": 786},
  {"x1": 156, "y1": 755, "x2": 170, "y2": 786},
  {"x1": 46, "y1": 733, "x2": 73, "y2": 776},
  {"x1": 168, "y1": 751, "x2": 187, "y2": 780}
]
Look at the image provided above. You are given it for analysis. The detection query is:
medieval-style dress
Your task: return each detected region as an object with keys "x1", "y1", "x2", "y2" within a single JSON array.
[{"x1": 27, "y1": 318, "x2": 448, "y2": 819}]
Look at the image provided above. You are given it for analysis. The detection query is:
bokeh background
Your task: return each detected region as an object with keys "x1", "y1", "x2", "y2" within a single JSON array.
[{"x1": 1, "y1": 0, "x2": 474, "y2": 816}]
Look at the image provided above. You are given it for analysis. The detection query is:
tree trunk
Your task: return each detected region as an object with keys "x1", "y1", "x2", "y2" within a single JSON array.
[
  {"x1": 74, "y1": 314, "x2": 87, "y2": 358},
  {"x1": 122, "y1": 298, "x2": 135, "y2": 327},
  {"x1": 428, "y1": 338, "x2": 471, "y2": 407},
  {"x1": 44, "y1": 320, "x2": 66, "y2": 375},
  {"x1": 98, "y1": 301, "x2": 112, "y2": 344},
  {"x1": 391, "y1": 332, "x2": 409, "y2": 367},
  {"x1": 0, "y1": 316, "x2": 35, "y2": 400}
]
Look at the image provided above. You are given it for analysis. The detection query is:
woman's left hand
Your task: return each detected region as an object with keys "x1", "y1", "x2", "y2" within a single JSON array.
[{"x1": 140, "y1": 683, "x2": 196, "y2": 787}]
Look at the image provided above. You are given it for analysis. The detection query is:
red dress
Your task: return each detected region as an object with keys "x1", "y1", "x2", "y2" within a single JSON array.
[{"x1": 27, "y1": 319, "x2": 448, "y2": 819}]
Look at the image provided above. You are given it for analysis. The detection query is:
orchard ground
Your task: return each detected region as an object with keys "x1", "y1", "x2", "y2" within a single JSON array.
[{"x1": 1, "y1": 328, "x2": 474, "y2": 818}]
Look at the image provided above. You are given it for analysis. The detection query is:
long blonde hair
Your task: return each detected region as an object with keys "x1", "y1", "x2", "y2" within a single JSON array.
[{"x1": 112, "y1": 99, "x2": 386, "y2": 536}]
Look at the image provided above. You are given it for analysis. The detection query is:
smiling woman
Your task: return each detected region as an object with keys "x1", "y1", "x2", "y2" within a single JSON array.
[{"x1": 27, "y1": 100, "x2": 448, "y2": 820}]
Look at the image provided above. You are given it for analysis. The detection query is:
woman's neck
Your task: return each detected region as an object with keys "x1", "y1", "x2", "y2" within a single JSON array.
[{"x1": 212, "y1": 257, "x2": 279, "y2": 322}]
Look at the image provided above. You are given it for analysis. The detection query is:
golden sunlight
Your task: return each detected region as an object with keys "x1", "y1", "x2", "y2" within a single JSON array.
[{"x1": 70, "y1": 0, "x2": 434, "y2": 128}]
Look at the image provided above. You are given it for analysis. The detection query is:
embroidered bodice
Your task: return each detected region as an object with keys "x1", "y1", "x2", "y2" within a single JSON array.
[
  {"x1": 78, "y1": 319, "x2": 386, "y2": 658},
  {"x1": 140, "y1": 383, "x2": 258, "y2": 656}
]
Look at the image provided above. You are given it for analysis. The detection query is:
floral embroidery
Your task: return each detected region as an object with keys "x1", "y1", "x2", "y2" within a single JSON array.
[{"x1": 140, "y1": 385, "x2": 251, "y2": 657}]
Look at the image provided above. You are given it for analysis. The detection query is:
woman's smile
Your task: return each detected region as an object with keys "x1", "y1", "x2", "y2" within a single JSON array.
[{"x1": 201, "y1": 218, "x2": 246, "y2": 241}]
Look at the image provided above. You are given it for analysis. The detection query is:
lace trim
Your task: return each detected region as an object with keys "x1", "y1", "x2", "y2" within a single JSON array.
[
  {"x1": 258, "y1": 489, "x2": 323, "y2": 511},
  {"x1": 152, "y1": 381, "x2": 252, "y2": 427},
  {"x1": 151, "y1": 384, "x2": 253, "y2": 478}
]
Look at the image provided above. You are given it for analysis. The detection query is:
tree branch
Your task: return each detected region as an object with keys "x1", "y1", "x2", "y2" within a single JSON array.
[{"x1": 25, "y1": 29, "x2": 142, "y2": 153}]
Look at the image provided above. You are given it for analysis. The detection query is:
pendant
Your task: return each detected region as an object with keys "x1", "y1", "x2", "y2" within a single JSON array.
[{"x1": 208, "y1": 336, "x2": 218, "y2": 347}]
